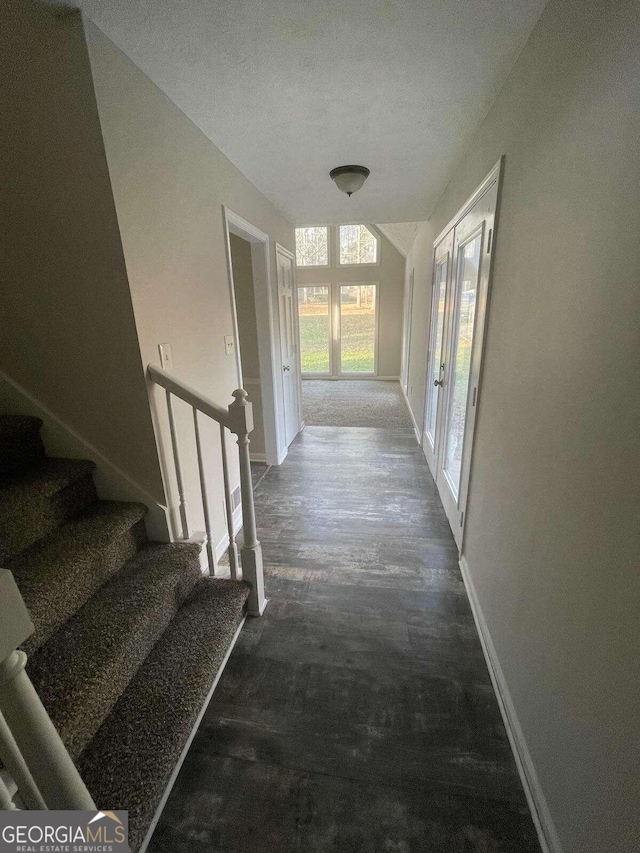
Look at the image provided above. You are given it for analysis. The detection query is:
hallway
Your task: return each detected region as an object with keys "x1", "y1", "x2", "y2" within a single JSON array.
[
  {"x1": 149, "y1": 427, "x2": 540, "y2": 852},
  {"x1": 302, "y1": 380, "x2": 414, "y2": 429}
]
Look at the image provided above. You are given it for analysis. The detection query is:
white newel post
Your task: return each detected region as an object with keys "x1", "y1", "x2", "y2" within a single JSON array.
[
  {"x1": 228, "y1": 390, "x2": 266, "y2": 616},
  {"x1": 0, "y1": 570, "x2": 95, "y2": 810}
]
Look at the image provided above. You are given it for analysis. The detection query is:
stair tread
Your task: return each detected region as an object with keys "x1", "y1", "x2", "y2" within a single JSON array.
[
  {"x1": 78, "y1": 577, "x2": 250, "y2": 852},
  {"x1": 7, "y1": 501, "x2": 148, "y2": 654},
  {"x1": 28, "y1": 542, "x2": 203, "y2": 759},
  {"x1": 0, "y1": 458, "x2": 96, "y2": 507},
  {"x1": 0, "y1": 458, "x2": 97, "y2": 559}
]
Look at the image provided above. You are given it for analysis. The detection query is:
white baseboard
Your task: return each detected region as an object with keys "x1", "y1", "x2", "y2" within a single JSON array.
[
  {"x1": 214, "y1": 503, "x2": 243, "y2": 563},
  {"x1": 277, "y1": 444, "x2": 289, "y2": 465},
  {"x1": 301, "y1": 375, "x2": 400, "y2": 381},
  {"x1": 459, "y1": 556, "x2": 562, "y2": 853},
  {"x1": 0, "y1": 369, "x2": 171, "y2": 541},
  {"x1": 250, "y1": 453, "x2": 267, "y2": 463},
  {"x1": 401, "y1": 384, "x2": 422, "y2": 444},
  {"x1": 138, "y1": 614, "x2": 247, "y2": 853}
]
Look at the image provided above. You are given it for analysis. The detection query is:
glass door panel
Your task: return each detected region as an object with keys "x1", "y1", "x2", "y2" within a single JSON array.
[
  {"x1": 443, "y1": 232, "x2": 482, "y2": 498},
  {"x1": 425, "y1": 257, "x2": 448, "y2": 447},
  {"x1": 297, "y1": 286, "x2": 330, "y2": 374},
  {"x1": 339, "y1": 284, "x2": 376, "y2": 373}
]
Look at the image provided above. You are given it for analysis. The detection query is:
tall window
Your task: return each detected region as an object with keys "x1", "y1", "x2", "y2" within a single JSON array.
[
  {"x1": 339, "y1": 224, "x2": 378, "y2": 265},
  {"x1": 295, "y1": 226, "x2": 329, "y2": 267},
  {"x1": 297, "y1": 283, "x2": 377, "y2": 376}
]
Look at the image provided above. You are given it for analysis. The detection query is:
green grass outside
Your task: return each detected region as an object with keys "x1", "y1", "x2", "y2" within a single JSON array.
[{"x1": 298, "y1": 304, "x2": 375, "y2": 373}]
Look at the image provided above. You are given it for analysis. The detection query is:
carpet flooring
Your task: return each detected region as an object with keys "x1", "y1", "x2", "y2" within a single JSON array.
[
  {"x1": 1, "y1": 414, "x2": 249, "y2": 850},
  {"x1": 302, "y1": 380, "x2": 414, "y2": 429}
]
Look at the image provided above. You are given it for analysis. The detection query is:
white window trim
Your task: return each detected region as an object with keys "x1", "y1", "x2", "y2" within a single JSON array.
[
  {"x1": 295, "y1": 225, "x2": 331, "y2": 269},
  {"x1": 337, "y1": 224, "x2": 381, "y2": 268},
  {"x1": 297, "y1": 281, "x2": 380, "y2": 378},
  {"x1": 295, "y1": 224, "x2": 382, "y2": 270},
  {"x1": 336, "y1": 281, "x2": 380, "y2": 376},
  {"x1": 296, "y1": 283, "x2": 333, "y2": 376}
]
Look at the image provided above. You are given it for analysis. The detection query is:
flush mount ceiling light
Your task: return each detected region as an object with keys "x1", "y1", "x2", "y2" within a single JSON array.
[{"x1": 329, "y1": 165, "x2": 370, "y2": 197}]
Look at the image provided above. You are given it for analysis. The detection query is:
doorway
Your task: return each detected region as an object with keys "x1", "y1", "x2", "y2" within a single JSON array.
[
  {"x1": 223, "y1": 208, "x2": 300, "y2": 467},
  {"x1": 423, "y1": 161, "x2": 502, "y2": 547}
]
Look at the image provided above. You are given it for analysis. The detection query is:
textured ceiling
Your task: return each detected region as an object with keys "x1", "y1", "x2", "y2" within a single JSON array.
[
  {"x1": 71, "y1": 0, "x2": 548, "y2": 224},
  {"x1": 376, "y1": 222, "x2": 422, "y2": 256}
]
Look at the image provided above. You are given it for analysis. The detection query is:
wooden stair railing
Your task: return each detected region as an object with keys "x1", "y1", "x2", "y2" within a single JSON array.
[
  {"x1": 147, "y1": 364, "x2": 266, "y2": 617},
  {"x1": 0, "y1": 569, "x2": 96, "y2": 811}
]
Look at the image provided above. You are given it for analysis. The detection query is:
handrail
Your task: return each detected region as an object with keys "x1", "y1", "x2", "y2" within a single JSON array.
[
  {"x1": 147, "y1": 364, "x2": 266, "y2": 616},
  {"x1": 0, "y1": 569, "x2": 96, "y2": 810},
  {"x1": 148, "y1": 363, "x2": 231, "y2": 428}
]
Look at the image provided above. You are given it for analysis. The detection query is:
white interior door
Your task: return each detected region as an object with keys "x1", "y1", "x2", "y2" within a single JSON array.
[
  {"x1": 424, "y1": 180, "x2": 498, "y2": 547},
  {"x1": 276, "y1": 244, "x2": 301, "y2": 447}
]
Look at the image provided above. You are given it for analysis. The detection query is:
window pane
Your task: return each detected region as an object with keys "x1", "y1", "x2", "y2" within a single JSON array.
[
  {"x1": 425, "y1": 257, "x2": 448, "y2": 445},
  {"x1": 444, "y1": 233, "x2": 481, "y2": 497},
  {"x1": 340, "y1": 285, "x2": 376, "y2": 373},
  {"x1": 339, "y1": 225, "x2": 377, "y2": 265},
  {"x1": 297, "y1": 286, "x2": 330, "y2": 373},
  {"x1": 295, "y1": 227, "x2": 328, "y2": 267}
]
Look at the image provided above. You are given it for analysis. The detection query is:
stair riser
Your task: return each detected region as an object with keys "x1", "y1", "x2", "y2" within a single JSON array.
[
  {"x1": 78, "y1": 579, "x2": 250, "y2": 851},
  {"x1": 0, "y1": 425, "x2": 45, "y2": 477},
  {"x1": 22, "y1": 519, "x2": 148, "y2": 655},
  {"x1": 38, "y1": 569, "x2": 200, "y2": 759},
  {"x1": 0, "y1": 475, "x2": 98, "y2": 561}
]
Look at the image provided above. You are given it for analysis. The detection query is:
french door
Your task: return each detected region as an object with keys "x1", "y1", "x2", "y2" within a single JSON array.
[
  {"x1": 423, "y1": 173, "x2": 499, "y2": 547},
  {"x1": 297, "y1": 283, "x2": 378, "y2": 377}
]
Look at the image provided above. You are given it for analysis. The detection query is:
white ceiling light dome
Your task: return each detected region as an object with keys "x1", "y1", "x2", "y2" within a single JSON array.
[{"x1": 329, "y1": 165, "x2": 370, "y2": 197}]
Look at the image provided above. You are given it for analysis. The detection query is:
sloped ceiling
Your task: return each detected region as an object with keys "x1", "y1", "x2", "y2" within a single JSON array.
[
  {"x1": 376, "y1": 222, "x2": 423, "y2": 257},
  {"x1": 66, "y1": 0, "x2": 548, "y2": 224}
]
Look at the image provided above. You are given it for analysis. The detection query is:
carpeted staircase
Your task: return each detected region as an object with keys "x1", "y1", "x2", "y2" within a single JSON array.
[{"x1": 0, "y1": 415, "x2": 250, "y2": 849}]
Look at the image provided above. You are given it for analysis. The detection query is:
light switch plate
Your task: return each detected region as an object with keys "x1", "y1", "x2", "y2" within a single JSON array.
[
  {"x1": 158, "y1": 343, "x2": 173, "y2": 370},
  {"x1": 224, "y1": 335, "x2": 235, "y2": 357}
]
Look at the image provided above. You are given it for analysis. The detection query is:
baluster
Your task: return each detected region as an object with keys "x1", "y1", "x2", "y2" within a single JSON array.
[
  {"x1": 0, "y1": 570, "x2": 95, "y2": 810},
  {"x1": 228, "y1": 390, "x2": 266, "y2": 615},
  {"x1": 0, "y1": 711, "x2": 46, "y2": 810},
  {"x1": 166, "y1": 390, "x2": 190, "y2": 540},
  {"x1": 219, "y1": 424, "x2": 239, "y2": 579},
  {"x1": 193, "y1": 408, "x2": 216, "y2": 573},
  {"x1": 0, "y1": 773, "x2": 18, "y2": 810}
]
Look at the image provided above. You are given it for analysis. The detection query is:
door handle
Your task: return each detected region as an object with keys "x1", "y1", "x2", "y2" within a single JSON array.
[
  {"x1": 434, "y1": 379, "x2": 443, "y2": 387},
  {"x1": 283, "y1": 365, "x2": 290, "y2": 372}
]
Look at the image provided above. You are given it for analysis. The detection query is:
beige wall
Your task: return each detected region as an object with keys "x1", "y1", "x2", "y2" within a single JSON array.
[
  {"x1": 229, "y1": 234, "x2": 265, "y2": 457},
  {"x1": 405, "y1": 1, "x2": 640, "y2": 851},
  {"x1": 83, "y1": 17, "x2": 295, "y2": 542},
  {"x1": 0, "y1": 2, "x2": 163, "y2": 500},
  {"x1": 296, "y1": 228, "x2": 405, "y2": 377}
]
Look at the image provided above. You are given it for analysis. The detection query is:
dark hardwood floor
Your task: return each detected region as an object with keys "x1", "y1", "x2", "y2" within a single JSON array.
[{"x1": 149, "y1": 427, "x2": 541, "y2": 853}]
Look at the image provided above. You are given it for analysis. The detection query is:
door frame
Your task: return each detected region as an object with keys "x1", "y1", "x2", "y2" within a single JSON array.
[
  {"x1": 421, "y1": 157, "x2": 504, "y2": 548},
  {"x1": 423, "y1": 236, "x2": 453, "y2": 479},
  {"x1": 222, "y1": 206, "x2": 292, "y2": 466}
]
